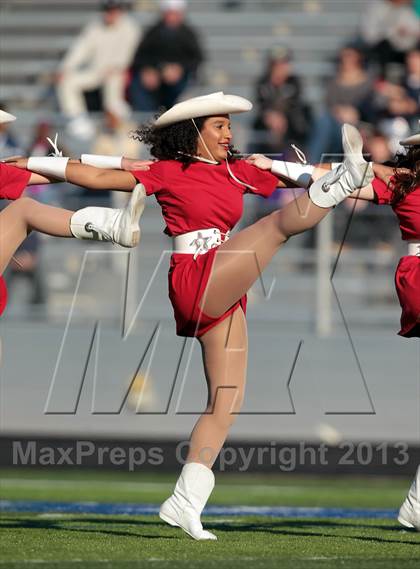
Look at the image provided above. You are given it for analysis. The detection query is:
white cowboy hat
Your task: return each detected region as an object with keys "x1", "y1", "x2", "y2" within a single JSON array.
[
  {"x1": 400, "y1": 121, "x2": 420, "y2": 146},
  {"x1": 0, "y1": 109, "x2": 16, "y2": 124},
  {"x1": 154, "y1": 92, "x2": 253, "y2": 128}
]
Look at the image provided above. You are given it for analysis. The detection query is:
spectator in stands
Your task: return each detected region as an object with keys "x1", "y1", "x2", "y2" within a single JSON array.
[
  {"x1": 251, "y1": 46, "x2": 311, "y2": 151},
  {"x1": 222, "y1": 0, "x2": 243, "y2": 8},
  {"x1": 90, "y1": 110, "x2": 142, "y2": 208},
  {"x1": 27, "y1": 121, "x2": 70, "y2": 160},
  {"x1": 308, "y1": 45, "x2": 375, "y2": 162},
  {"x1": 404, "y1": 45, "x2": 420, "y2": 113},
  {"x1": 56, "y1": 0, "x2": 140, "y2": 140},
  {"x1": 0, "y1": 103, "x2": 24, "y2": 157},
  {"x1": 128, "y1": 0, "x2": 204, "y2": 111},
  {"x1": 372, "y1": 47, "x2": 419, "y2": 152},
  {"x1": 359, "y1": 0, "x2": 419, "y2": 78},
  {"x1": 92, "y1": 111, "x2": 141, "y2": 161},
  {"x1": 374, "y1": 81, "x2": 418, "y2": 126},
  {"x1": 365, "y1": 129, "x2": 394, "y2": 165}
]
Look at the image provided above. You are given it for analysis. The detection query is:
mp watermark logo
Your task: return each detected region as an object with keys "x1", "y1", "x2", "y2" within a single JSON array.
[{"x1": 12, "y1": 440, "x2": 410, "y2": 472}]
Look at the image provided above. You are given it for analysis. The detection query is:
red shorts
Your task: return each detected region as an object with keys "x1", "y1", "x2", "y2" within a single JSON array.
[
  {"x1": 168, "y1": 247, "x2": 247, "y2": 337},
  {"x1": 395, "y1": 255, "x2": 420, "y2": 338},
  {"x1": 0, "y1": 276, "x2": 8, "y2": 317}
]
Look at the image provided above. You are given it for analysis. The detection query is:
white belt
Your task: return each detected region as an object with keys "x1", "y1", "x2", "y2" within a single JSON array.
[
  {"x1": 408, "y1": 242, "x2": 420, "y2": 257},
  {"x1": 173, "y1": 228, "x2": 230, "y2": 259}
]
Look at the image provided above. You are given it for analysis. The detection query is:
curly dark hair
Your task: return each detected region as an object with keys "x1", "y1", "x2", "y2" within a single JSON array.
[
  {"x1": 389, "y1": 146, "x2": 420, "y2": 205},
  {"x1": 131, "y1": 112, "x2": 240, "y2": 167}
]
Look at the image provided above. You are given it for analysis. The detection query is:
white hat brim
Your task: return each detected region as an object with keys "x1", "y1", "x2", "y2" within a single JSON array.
[
  {"x1": 0, "y1": 110, "x2": 16, "y2": 124},
  {"x1": 154, "y1": 92, "x2": 252, "y2": 128},
  {"x1": 399, "y1": 133, "x2": 420, "y2": 146}
]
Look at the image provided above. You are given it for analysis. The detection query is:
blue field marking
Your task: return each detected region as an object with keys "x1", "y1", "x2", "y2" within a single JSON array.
[{"x1": 0, "y1": 500, "x2": 398, "y2": 519}]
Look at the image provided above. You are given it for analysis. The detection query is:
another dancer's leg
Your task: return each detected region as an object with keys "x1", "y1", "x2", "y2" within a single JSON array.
[
  {"x1": 398, "y1": 465, "x2": 420, "y2": 530},
  {"x1": 0, "y1": 198, "x2": 72, "y2": 274},
  {"x1": 0, "y1": 185, "x2": 146, "y2": 274}
]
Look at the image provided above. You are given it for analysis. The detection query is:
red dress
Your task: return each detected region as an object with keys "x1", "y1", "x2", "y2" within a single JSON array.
[
  {"x1": 0, "y1": 163, "x2": 31, "y2": 200},
  {"x1": 0, "y1": 163, "x2": 32, "y2": 316},
  {"x1": 373, "y1": 178, "x2": 420, "y2": 338},
  {"x1": 132, "y1": 159, "x2": 278, "y2": 336}
]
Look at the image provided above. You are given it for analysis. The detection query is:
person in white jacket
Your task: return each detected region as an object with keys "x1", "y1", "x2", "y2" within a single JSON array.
[
  {"x1": 56, "y1": 0, "x2": 140, "y2": 139},
  {"x1": 360, "y1": 0, "x2": 419, "y2": 75}
]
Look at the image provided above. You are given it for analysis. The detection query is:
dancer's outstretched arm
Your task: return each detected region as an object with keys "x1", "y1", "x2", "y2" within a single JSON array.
[
  {"x1": 64, "y1": 162, "x2": 138, "y2": 191},
  {"x1": 7, "y1": 158, "x2": 138, "y2": 192},
  {"x1": 246, "y1": 153, "x2": 339, "y2": 189},
  {"x1": 25, "y1": 159, "x2": 145, "y2": 186},
  {"x1": 27, "y1": 172, "x2": 55, "y2": 185},
  {"x1": 372, "y1": 163, "x2": 399, "y2": 184},
  {"x1": 247, "y1": 153, "x2": 377, "y2": 200}
]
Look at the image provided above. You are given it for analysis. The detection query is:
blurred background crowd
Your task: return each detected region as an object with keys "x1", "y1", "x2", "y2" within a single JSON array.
[{"x1": 0, "y1": 0, "x2": 419, "y2": 319}]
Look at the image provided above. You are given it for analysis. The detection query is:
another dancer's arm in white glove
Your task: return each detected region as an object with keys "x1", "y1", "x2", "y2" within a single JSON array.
[
  {"x1": 6, "y1": 156, "x2": 153, "y2": 190},
  {"x1": 8, "y1": 157, "x2": 139, "y2": 192}
]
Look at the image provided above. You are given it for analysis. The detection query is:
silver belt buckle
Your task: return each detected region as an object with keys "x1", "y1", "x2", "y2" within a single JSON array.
[
  {"x1": 190, "y1": 229, "x2": 223, "y2": 259},
  {"x1": 190, "y1": 231, "x2": 213, "y2": 255}
]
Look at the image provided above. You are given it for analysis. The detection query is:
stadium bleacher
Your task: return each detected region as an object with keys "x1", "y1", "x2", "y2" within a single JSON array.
[{"x1": 0, "y1": 0, "x2": 364, "y2": 112}]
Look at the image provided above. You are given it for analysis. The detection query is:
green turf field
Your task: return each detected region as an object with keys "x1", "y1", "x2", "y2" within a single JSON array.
[{"x1": 1, "y1": 469, "x2": 419, "y2": 568}]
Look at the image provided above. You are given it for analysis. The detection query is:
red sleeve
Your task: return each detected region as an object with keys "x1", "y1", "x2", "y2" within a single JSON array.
[
  {"x1": 233, "y1": 160, "x2": 279, "y2": 198},
  {"x1": 372, "y1": 177, "x2": 393, "y2": 205},
  {"x1": 0, "y1": 163, "x2": 31, "y2": 200},
  {"x1": 131, "y1": 161, "x2": 165, "y2": 196}
]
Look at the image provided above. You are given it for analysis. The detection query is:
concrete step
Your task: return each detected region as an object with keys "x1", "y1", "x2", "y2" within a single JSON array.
[
  {"x1": 0, "y1": 33, "x2": 349, "y2": 53},
  {"x1": 0, "y1": 10, "x2": 361, "y2": 30},
  {"x1": 0, "y1": 59, "x2": 335, "y2": 84},
  {"x1": 1, "y1": 0, "x2": 367, "y2": 13}
]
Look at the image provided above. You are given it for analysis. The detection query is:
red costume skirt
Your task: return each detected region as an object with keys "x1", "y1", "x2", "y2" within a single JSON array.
[
  {"x1": 395, "y1": 255, "x2": 420, "y2": 338},
  {"x1": 0, "y1": 276, "x2": 8, "y2": 317},
  {"x1": 168, "y1": 247, "x2": 247, "y2": 337}
]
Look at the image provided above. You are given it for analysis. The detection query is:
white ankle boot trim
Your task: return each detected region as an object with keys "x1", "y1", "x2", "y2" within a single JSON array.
[{"x1": 159, "y1": 462, "x2": 217, "y2": 540}]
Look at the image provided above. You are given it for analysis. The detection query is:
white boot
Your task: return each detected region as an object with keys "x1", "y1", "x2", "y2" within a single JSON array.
[
  {"x1": 159, "y1": 462, "x2": 217, "y2": 541},
  {"x1": 309, "y1": 123, "x2": 374, "y2": 208},
  {"x1": 398, "y1": 465, "x2": 420, "y2": 530},
  {"x1": 342, "y1": 123, "x2": 374, "y2": 188},
  {"x1": 70, "y1": 184, "x2": 146, "y2": 248}
]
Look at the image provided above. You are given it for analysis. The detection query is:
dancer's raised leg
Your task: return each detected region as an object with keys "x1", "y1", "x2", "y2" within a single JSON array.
[
  {"x1": 200, "y1": 194, "x2": 328, "y2": 318},
  {"x1": 0, "y1": 198, "x2": 73, "y2": 274},
  {"x1": 200, "y1": 125, "x2": 374, "y2": 318},
  {"x1": 0, "y1": 184, "x2": 146, "y2": 274}
]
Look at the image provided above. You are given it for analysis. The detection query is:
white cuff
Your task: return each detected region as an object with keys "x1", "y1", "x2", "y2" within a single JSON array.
[
  {"x1": 27, "y1": 156, "x2": 69, "y2": 180},
  {"x1": 81, "y1": 154, "x2": 123, "y2": 169},
  {"x1": 271, "y1": 160, "x2": 315, "y2": 188}
]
